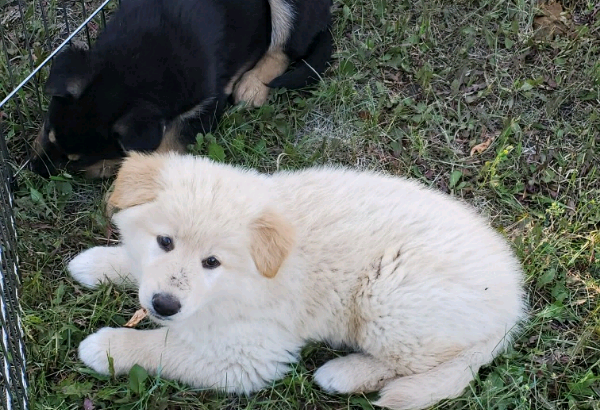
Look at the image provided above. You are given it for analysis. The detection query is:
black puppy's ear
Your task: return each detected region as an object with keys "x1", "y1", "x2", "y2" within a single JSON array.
[
  {"x1": 113, "y1": 104, "x2": 165, "y2": 152},
  {"x1": 45, "y1": 46, "x2": 91, "y2": 99}
]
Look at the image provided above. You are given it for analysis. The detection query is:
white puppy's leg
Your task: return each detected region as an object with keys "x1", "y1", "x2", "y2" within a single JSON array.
[
  {"x1": 314, "y1": 353, "x2": 397, "y2": 394},
  {"x1": 68, "y1": 246, "x2": 135, "y2": 288},
  {"x1": 78, "y1": 327, "x2": 176, "y2": 377},
  {"x1": 79, "y1": 326, "x2": 295, "y2": 394}
]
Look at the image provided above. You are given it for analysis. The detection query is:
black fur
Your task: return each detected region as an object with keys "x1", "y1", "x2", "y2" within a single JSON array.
[
  {"x1": 30, "y1": 0, "x2": 333, "y2": 178},
  {"x1": 269, "y1": 0, "x2": 333, "y2": 89},
  {"x1": 268, "y1": 25, "x2": 333, "y2": 89}
]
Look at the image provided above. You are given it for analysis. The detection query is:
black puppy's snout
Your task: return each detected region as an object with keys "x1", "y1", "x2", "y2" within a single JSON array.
[{"x1": 152, "y1": 293, "x2": 181, "y2": 317}]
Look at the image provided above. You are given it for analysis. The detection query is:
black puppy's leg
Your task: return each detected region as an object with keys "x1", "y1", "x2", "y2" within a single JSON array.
[
  {"x1": 160, "y1": 97, "x2": 224, "y2": 153},
  {"x1": 224, "y1": 62, "x2": 254, "y2": 97},
  {"x1": 233, "y1": 0, "x2": 294, "y2": 107},
  {"x1": 233, "y1": 49, "x2": 289, "y2": 107}
]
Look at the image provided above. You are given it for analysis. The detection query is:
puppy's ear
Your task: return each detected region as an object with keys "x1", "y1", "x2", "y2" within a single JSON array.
[
  {"x1": 44, "y1": 46, "x2": 91, "y2": 99},
  {"x1": 113, "y1": 104, "x2": 165, "y2": 153},
  {"x1": 250, "y1": 210, "x2": 295, "y2": 278},
  {"x1": 108, "y1": 152, "x2": 165, "y2": 210}
]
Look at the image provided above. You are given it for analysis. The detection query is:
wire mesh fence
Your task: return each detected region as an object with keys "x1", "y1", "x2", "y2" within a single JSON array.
[
  {"x1": 0, "y1": 124, "x2": 27, "y2": 410},
  {"x1": 1, "y1": 1, "x2": 119, "y2": 408}
]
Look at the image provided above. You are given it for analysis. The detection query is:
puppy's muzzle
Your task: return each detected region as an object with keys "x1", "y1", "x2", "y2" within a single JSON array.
[{"x1": 151, "y1": 293, "x2": 181, "y2": 317}]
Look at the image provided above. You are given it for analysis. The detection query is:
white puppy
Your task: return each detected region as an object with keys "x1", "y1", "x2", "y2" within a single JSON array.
[{"x1": 69, "y1": 152, "x2": 527, "y2": 410}]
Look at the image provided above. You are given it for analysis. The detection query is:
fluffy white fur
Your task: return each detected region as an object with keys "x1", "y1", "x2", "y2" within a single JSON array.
[{"x1": 69, "y1": 153, "x2": 527, "y2": 410}]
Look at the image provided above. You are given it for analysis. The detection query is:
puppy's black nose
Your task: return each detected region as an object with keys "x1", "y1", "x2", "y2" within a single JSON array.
[{"x1": 151, "y1": 293, "x2": 181, "y2": 317}]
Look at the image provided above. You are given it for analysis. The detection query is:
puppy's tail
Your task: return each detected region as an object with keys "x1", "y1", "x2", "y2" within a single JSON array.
[
  {"x1": 268, "y1": 27, "x2": 333, "y2": 90},
  {"x1": 375, "y1": 336, "x2": 509, "y2": 410}
]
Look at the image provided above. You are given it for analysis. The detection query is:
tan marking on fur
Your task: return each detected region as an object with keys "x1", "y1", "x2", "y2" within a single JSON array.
[
  {"x1": 48, "y1": 129, "x2": 57, "y2": 143},
  {"x1": 66, "y1": 80, "x2": 84, "y2": 98},
  {"x1": 225, "y1": 63, "x2": 253, "y2": 96},
  {"x1": 111, "y1": 115, "x2": 186, "y2": 164},
  {"x1": 268, "y1": 0, "x2": 295, "y2": 50},
  {"x1": 154, "y1": 99, "x2": 215, "y2": 155},
  {"x1": 156, "y1": 124, "x2": 186, "y2": 154},
  {"x1": 233, "y1": 50, "x2": 290, "y2": 107},
  {"x1": 250, "y1": 209, "x2": 295, "y2": 278},
  {"x1": 108, "y1": 153, "x2": 165, "y2": 210},
  {"x1": 177, "y1": 98, "x2": 217, "y2": 122},
  {"x1": 32, "y1": 127, "x2": 47, "y2": 156},
  {"x1": 83, "y1": 159, "x2": 122, "y2": 179},
  {"x1": 67, "y1": 154, "x2": 81, "y2": 161}
]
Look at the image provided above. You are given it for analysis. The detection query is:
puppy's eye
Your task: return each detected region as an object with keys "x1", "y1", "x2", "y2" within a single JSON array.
[
  {"x1": 157, "y1": 235, "x2": 174, "y2": 252},
  {"x1": 202, "y1": 256, "x2": 220, "y2": 269}
]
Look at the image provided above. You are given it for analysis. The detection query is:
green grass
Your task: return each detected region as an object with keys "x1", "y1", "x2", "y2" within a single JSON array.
[{"x1": 3, "y1": 0, "x2": 600, "y2": 409}]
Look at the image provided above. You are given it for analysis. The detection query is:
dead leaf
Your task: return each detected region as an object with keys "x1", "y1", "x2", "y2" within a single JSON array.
[
  {"x1": 533, "y1": 1, "x2": 573, "y2": 39},
  {"x1": 470, "y1": 127, "x2": 501, "y2": 157},
  {"x1": 124, "y1": 308, "x2": 148, "y2": 328},
  {"x1": 542, "y1": 0, "x2": 564, "y2": 19},
  {"x1": 384, "y1": 70, "x2": 402, "y2": 84},
  {"x1": 357, "y1": 110, "x2": 371, "y2": 120},
  {"x1": 470, "y1": 135, "x2": 495, "y2": 156},
  {"x1": 462, "y1": 82, "x2": 487, "y2": 95}
]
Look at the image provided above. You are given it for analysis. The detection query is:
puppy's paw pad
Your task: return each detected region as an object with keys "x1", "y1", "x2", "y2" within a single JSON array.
[
  {"x1": 78, "y1": 327, "x2": 119, "y2": 375},
  {"x1": 233, "y1": 72, "x2": 270, "y2": 107}
]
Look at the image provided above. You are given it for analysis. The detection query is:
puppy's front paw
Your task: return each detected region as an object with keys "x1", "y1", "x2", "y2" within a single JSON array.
[
  {"x1": 314, "y1": 354, "x2": 395, "y2": 394},
  {"x1": 233, "y1": 72, "x2": 270, "y2": 107},
  {"x1": 314, "y1": 360, "x2": 348, "y2": 394},
  {"x1": 78, "y1": 327, "x2": 132, "y2": 375},
  {"x1": 68, "y1": 246, "x2": 131, "y2": 288}
]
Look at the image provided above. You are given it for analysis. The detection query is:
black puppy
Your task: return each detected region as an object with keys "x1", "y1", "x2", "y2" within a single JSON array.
[{"x1": 31, "y1": 0, "x2": 332, "y2": 178}]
